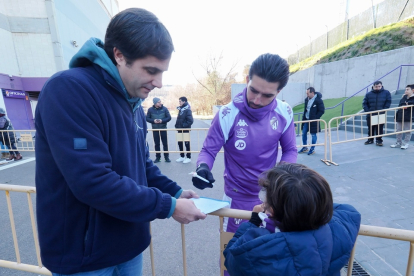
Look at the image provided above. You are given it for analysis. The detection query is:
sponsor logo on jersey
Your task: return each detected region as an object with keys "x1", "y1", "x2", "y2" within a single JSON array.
[
  {"x1": 221, "y1": 107, "x2": 231, "y2": 118},
  {"x1": 236, "y1": 119, "x2": 248, "y2": 126},
  {"x1": 233, "y1": 95, "x2": 244, "y2": 103},
  {"x1": 270, "y1": 116, "x2": 278, "y2": 130},
  {"x1": 287, "y1": 105, "x2": 292, "y2": 115},
  {"x1": 235, "y1": 140, "x2": 246, "y2": 150},
  {"x1": 234, "y1": 218, "x2": 242, "y2": 225},
  {"x1": 235, "y1": 128, "x2": 248, "y2": 138}
]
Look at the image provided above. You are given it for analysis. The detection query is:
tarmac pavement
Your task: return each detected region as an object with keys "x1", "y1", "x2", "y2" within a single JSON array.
[{"x1": 0, "y1": 118, "x2": 413, "y2": 275}]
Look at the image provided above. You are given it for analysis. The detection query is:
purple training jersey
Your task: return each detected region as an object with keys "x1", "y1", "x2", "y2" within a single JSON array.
[{"x1": 197, "y1": 89, "x2": 297, "y2": 201}]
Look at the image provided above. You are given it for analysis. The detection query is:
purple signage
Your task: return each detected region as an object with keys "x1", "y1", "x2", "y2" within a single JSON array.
[{"x1": 2, "y1": 89, "x2": 26, "y2": 99}]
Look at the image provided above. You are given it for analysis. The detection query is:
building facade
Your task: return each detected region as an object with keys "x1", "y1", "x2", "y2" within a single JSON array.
[{"x1": 0, "y1": 0, "x2": 118, "y2": 129}]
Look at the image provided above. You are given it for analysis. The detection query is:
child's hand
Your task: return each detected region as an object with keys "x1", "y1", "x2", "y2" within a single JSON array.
[{"x1": 252, "y1": 204, "x2": 265, "y2": 213}]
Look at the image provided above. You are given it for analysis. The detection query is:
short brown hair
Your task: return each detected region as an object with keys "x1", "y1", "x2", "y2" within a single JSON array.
[{"x1": 259, "y1": 163, "x2": 333, "y2": 232}]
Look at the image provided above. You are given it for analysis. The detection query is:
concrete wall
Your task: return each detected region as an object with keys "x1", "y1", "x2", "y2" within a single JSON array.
[
  {"x1": 289, "y1": 46, "x2": 414, "y2": 100},
  {"x1": 288, "y1": 0, "x2": 414, "y2": 65}
]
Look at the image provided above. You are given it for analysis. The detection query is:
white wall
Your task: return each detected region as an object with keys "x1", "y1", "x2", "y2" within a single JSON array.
[
  {"x1": 0, "y1": 0, "x2": 47, "y2": 17},
  {"x1": 0, "y1": 29, "x2": 20, "y2": 76}
]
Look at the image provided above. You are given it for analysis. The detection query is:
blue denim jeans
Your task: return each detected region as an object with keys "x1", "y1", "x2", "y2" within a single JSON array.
[
  {"x1": 302, "y1": 123, "x2": 317, "y2": 150},
  {"x1": 52, "y1": 253, "x2": 142, "y2": 276}
]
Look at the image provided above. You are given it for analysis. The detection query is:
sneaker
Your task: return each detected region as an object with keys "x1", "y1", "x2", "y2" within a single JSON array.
[
  {"x1": 376, "y1": 142, "x2": 383, "y2": 146},
  {"x1": 307, "y1": 149, "x2": 315, "y2": 155},
  {"x1": 176, "y1": 157, "x2": 185, "y2": 162},
  {"x1": 390, "y1": 143, "x2": 401, "y2": 148},
  {"x1": 153, "y1": 158, "x2": 161, "y2": 163},
  {"x1": 364, "y1": 140, "x2": 374, "y2": 145},
  {"x1": 14, "y1": 154, "x2": 23, "y2": 161},
  {"x1": 183, "y1": 157, "x2": 191, "y2": 164},
  {"x1": 401, "y1": 144, "x2": 409, "y2": 150},
  {"x1": 165, "y1": 157, "x2": 171, "y2": 163},
  {"x1": 298, "y1": 147, "x2": 309, "y2": 153},
  {"x1": 6, "y1": 154, "x2": 15, "y2": 161}
]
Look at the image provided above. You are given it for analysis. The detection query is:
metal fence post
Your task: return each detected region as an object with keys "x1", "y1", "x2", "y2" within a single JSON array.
[{"x1": 397, "y1": 66, "x2": 402, "y2": 91}]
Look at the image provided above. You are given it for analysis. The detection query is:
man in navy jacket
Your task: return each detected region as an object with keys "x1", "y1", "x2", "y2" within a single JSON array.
[
  {"x1": 362, "y1": 81, "x2": 391, "y2": 146},
  {"x1": 35, "y1": 8, "x2": 206, "y2": 276}
]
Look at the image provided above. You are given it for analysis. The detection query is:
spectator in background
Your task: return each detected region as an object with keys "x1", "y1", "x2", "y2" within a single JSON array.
[
  {"x1": 298, "y1": 87, "x2": 325, "y2": 155},
  {"x1": 0, "y1": 107, "x2": 22, "y2": 161},
  {"x1": 363, "y1": 81, "x2": 391, "y2": 146},
  {"x1": 175, "y1": 96, "x2": 193, "y2": 163},
  {"x1": 146, "y1": 97, "x2": 171, "y2": 163},
  {"x1": 390, "y1": 84, "x2": 414, "y2": 149}
]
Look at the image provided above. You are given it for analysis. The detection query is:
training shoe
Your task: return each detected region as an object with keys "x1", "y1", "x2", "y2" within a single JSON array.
[
  {"x1": 183, "y1": 157, "x2": 191, "y2": 164},
  {"x1": 154, "y1": 158, "x2": 161, "y2": 163},
  {"x1": 14, "y1": 154, "x2": 23, "y2": 161},
  {"x1": 6, "y1": 154, "x2": 15, "y2": 161},
  {"x1": 298, "y1": 147, "x2": 309, "y2": 153},
  {"x1": 376, "y1": 142, "x2": 383, "y2": 146},
  {"x1": 401, "y1": 144, "x2": 409, "y2": 150},
  {"x1": 307, "y1": 149, "x2": 315, "y2": 155},
  {"x1": 390, "y1": 143, "x2": 401, "y2": 148},
  {"x1": 364, "y1": 140, "x2": 374, "y2": 145},
  {"x1": 176, "y1": 157, "x2": 185, "y2": 162},
  {"x1": 165, "y1": 157, "x2": 171, "y2": 163}
]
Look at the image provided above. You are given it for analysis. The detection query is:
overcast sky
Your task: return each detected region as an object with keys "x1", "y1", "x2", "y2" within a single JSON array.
[{"x1": 118, "y1": 0, "x2": 384, "y2": 86}]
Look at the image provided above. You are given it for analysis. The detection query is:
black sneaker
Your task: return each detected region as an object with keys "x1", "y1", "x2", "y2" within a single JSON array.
[
  {"x1": 376, "y1": 142, "x2": 383, "y2": 147},
  {"x1": 364, "y1": 140, "x2": 374, "y2": 145},
  {"x1": 154, "y1": 158, "x2": 161, "y2": 163},
  {"x1": 165, "y1": 157, "x2": 171, "y2": 163}
]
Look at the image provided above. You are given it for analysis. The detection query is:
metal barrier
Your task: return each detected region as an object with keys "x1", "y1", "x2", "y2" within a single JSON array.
[
  {"x1": 0, "y1": 130, "x2": 36, "y2": 152},
  {"x1": 328, "y1": 105, "x2": 413, "y2": 165},
  {"x1": 1, "y1": 184, "x2": 414, "y2": 276}
]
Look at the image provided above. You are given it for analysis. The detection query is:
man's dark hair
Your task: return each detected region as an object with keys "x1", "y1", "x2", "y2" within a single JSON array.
[
  {"x1": 179, "y1": 97, "x2": 188, "y2": 102},
  {"x1": 307, "y1": 87, "x2": 315, "y2": 93},
  {"x1": 259, "y1": 163, "x2": 333, "y2": 232},
  {"x1": 373, "y1": 81, "x2": 382, "y2": 86},
  {"x1": 248, "y1": 53, "x2": 290, "y2": 90},
  {"x1": 406, "y1": 84, "x2": 414, "y2": 90},
  {"x1": 104, "y1": 8, "x2": 174, "y2": 65}
]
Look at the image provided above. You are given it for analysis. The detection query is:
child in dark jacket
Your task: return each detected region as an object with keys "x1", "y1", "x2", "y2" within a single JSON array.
[{"x1": 224, "y1": 163, "x2": 361, "y2": 276}]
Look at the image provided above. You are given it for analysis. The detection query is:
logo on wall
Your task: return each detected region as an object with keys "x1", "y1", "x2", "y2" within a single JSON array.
[
  {"x1": 235, "y1": 128, "x2": 248, "y2": 138},
  {"x1": 235, "y1": 140, "x2": 246, "y2": 150},
  {"x1": 236, "y1": 119, "x2": 248, "y2": 127},
  {"x1": 233, "y1": 95, "x2": 244, "y2": 103},
  {"x1": 270, "y1": 117, "x2": 278, "y2": 130},
  {"x1": 3, "y1": 89, "x2": 26, "y2": 99}
]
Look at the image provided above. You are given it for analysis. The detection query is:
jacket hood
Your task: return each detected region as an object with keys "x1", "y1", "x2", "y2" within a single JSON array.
[
  {"x1": 315, "y1": 92, "x2": 323, "y2": 99},
  {"x1": 232, "y1": 88, "x2": 277, "y2": 121},
  {"x1": 371, "y1": 87, "x2": 385, "y2": 93},
  {"x1": 69, "y1": 38, "x2": 142, "y2": 109}
]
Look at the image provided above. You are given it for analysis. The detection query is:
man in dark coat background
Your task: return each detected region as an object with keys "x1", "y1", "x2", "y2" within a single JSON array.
[
  {"x1": 175, "y1": 96, "x2": 193, "y2": 163},
  {"x1": 362, "y1": 81, "x2": 391, "y2": 146},
  {"x1": 146, "y1": 97, "x2": 171, "y2": 163},
  {"x1": 298, "y1": 87, "x2": 325, "y2": 155}
]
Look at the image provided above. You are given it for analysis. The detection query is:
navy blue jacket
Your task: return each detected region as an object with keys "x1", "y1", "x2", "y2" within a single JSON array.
[
  {"x1": 362, "y1": 87, "x2": 391, "y2": 115},
  {"x1": 146, "y1": 105, "x2": 171, "y2": 129},
  {"x1": 35, "y1": 38, "x2": 181, "y2": 274},
  {"x1": 396, "y1": 95, "x2": 414, "y2": 122},
  {"x1": 224, "y1": 204, "x2": 361, "y2": 276},
  {"x1": 175, "y1": 103, "x2": 193, "y2": 129},
  {"x1": 302, "y1": 92, "x2": 325, "y2": 133}
]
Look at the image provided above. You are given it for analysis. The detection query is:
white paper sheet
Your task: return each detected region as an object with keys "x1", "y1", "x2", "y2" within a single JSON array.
[{"x1": 191, "y1": 197, "x2": 230, "y2": 214}]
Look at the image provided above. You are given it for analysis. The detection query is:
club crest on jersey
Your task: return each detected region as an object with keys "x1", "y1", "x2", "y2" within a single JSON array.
[
  {"x1": 287, "y1": 105, "x2": 292, "y2": 115},
  {"x1": 221, "y1": 107, "x2": 231, "y2": 118},
  {"x1": 270, "y1": 117, "x2": 278, "y2": 130},
  {"x1": 235, "y1": 140, "x2": 246, "y2": 150},
  {"x1": 236, "y1": 119, "x2": 248, "y2": 126},
  {"x1": 235, "y1": 128, "x2": 248, "y2": 138},
  {"x1": 233, "y1": 95, "x2": 244, "y2": 103}
]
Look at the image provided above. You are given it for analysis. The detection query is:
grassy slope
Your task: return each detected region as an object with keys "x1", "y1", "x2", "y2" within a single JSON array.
[
  {"x1": 290, "y1": 18, "x2": 414, "y2": 74},
  {"x1": 292, "y1": 96, "x2": 364, "y2": 129}
]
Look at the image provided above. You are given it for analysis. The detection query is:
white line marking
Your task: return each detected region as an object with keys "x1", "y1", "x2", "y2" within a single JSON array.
[{"x1": 0, "y1": 158, "x2": 36, "y2": 171}]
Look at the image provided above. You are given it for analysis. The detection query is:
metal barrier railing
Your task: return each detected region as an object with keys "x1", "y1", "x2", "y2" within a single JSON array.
[
  {"x1": 0, "y1": 130, "x2": 36, "y2": 152},
  {"x1": 1, "y1": 184, "x2": 414, "y2": 276},
  {"x1": 328, "y1": 105, "x2": 413, "y2": 165}
]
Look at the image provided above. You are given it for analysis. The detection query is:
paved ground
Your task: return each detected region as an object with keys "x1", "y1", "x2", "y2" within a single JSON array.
[{"x1": 0, "y1": 118, "x2": 413, "y2": 275}]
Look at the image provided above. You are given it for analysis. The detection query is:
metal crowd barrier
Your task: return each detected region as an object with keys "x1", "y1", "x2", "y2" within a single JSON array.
[
  {"x1": 1, "y1": 184, "x2": 413, "y2": 276},
  {"x1": 328, "y1": 105, "x2": 413, "y2": 165},
  {"x1": 0, "y1": 130, "x2": 36, "y2": 152}
]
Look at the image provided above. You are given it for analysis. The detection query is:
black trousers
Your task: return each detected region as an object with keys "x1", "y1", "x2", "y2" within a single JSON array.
[
  {"x1": 152, "y1": 130, "x2": 169, "y2": 159},
  {"x1": 177, "y1": 130, "x2": 191, "y2": 158},
  {"x1": 366, "y1": 116, "x2": 384, "y2": 142}
]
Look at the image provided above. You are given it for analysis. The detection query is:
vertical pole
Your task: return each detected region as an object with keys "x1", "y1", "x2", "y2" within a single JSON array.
[
  {"x1": 340, "y1": 103, "x2": 345, "y2": 125},
  {"x1": 347, "y1": 241, "x2": 357, "y2": 276},
  {"x1": 406, "y1": 242, "x2": 414, "y2": 276},
  {"x1": 150, "y1": 223, "x2": 156, "y2": 276},
  {"x1": 181, "y1": 224, "x2": 187, "y2": 276},
  {"x1": 6, "y1": 191, "x2": 21, "y2": 263},
  {"x1": 397, "y1": 66, "x2": 403, "y2": 91}
]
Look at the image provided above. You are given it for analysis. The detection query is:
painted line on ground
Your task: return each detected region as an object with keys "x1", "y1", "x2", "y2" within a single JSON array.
[{"x1": 0, "y1": 158, "x2": 36, "y2": 171}]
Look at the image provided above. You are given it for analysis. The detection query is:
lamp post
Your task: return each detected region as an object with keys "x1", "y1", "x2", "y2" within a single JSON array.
[
  {"x1": 308, "y1": 35, "x2": 312, "y2": 57},
  {"x1": 325, "y1": 25, "x2": 329, "y2": 50}
]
